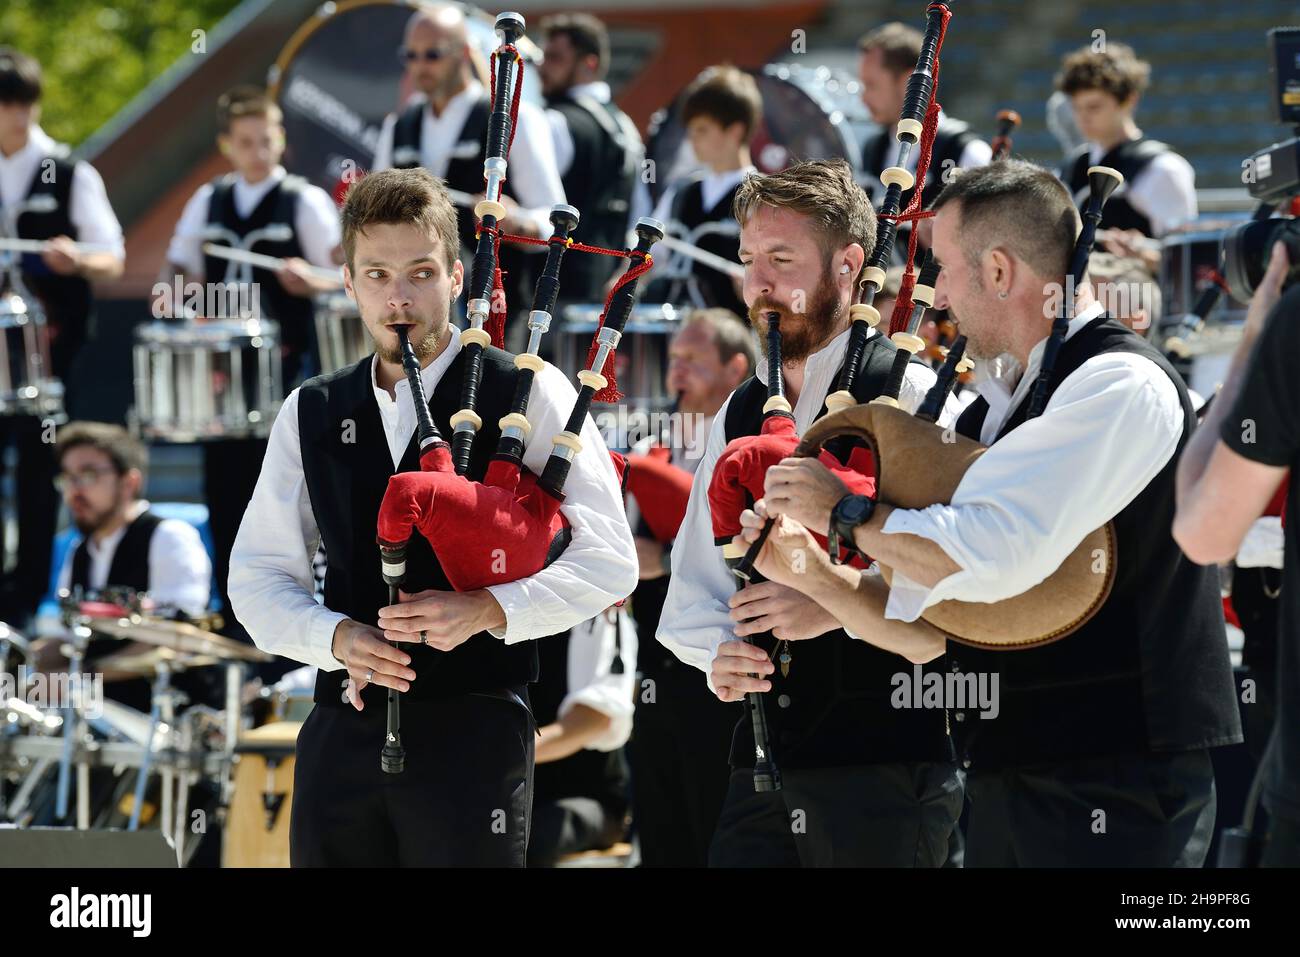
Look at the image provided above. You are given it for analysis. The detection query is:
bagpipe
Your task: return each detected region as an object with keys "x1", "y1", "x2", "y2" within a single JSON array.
[
  {"x1": 370, "y1": 12, "x2": 663, "y2": 773},
  {"x1": 791, "y1": 164, "x2": 1127, "y2": 650},
  {"x1": 706, "y1": 1, "x2": 957, "y2": 792}
]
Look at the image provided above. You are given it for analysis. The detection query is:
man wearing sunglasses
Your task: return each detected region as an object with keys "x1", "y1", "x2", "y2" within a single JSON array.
[{"x1": 372, "y1": 2, "x2": 565, "y2": 340}]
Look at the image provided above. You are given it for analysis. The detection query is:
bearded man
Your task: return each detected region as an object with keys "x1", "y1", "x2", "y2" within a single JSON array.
[{"x1": 657, "y1": 159, "x2": 963, "y2": 867}]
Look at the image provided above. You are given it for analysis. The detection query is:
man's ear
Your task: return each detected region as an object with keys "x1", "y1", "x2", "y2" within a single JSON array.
[
  {"x1": 986, "y1": 246, "x2": 1014, "y2": 294},
  {"x1": 725, "y1": 351, "x2": 749, "y2": 388},
  {"x1": 839, "y1": 243, "x2": 866, "y2": 291},
  {"x1": 450, "y1": 258, "x2": 464, "y2": 300},
  {"x1": 124, "y1": 468, "x2": 144, "y2": 501},
  {"x1": 342, "y1": 263, "x2": 356, "y2": 301}
]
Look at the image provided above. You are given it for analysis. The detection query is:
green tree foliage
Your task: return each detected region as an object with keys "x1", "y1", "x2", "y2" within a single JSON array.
[{"x1": 0, "y1": 0, "x2": 242, "y2": 147}]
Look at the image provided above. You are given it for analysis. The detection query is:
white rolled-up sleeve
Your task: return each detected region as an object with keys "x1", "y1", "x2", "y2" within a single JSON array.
[
  {"x1": 484, "y1": 363, "x2": 637, "y2": 643},
  {"x1": 558, "y1": 610, "x2": 638, "y2": 751},
  {"x1": 656, "y1": 396, "x2": 737, "y2": 690},
  {"x1": 506, "y1": 101, "x2": 567, "y2": 239},
  {"x1": 147, "y1": 520, "x2": 213, "y2": 618},
  {"x1": 69, "y1": 161, "x2": 125, "y2": 259},
  {"x1": 371, "y1": 113, "x2": 397, "y2": 172},
  {"x1": 228, "y1": 388, "x2": 349, "y2": 671},
  {"x1": 881, "y1": 352, "x2": 1184, "y2": 621}
]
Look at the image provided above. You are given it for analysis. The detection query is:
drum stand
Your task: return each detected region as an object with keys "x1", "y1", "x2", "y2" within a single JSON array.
[{"x1": 53, "y1": 624, "x2": 93, "y2": 828}]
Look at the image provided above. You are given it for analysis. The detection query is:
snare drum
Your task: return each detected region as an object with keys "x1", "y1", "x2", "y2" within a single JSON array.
[
  {"x1": 313, "y1": 294, "x2": 372, "y2": 374},
  {"x1": 557, "y1": 303, "x2": 689, "y2": 415},
  {"x1": 0, "y1": 291, "x2": 64, "y2": 419},
  {"x1": 131, "y1": 318, "x2": 283, "y2": 442}
]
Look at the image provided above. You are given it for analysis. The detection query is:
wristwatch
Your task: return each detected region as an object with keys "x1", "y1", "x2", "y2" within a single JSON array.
[{"x1": 829, "y1": 494, "x2": 875, "y2": 565}]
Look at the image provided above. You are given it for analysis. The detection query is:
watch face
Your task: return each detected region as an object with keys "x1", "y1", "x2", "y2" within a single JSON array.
[{"x1": 840, "y1": 495, "x2": 871, "y2": 524}]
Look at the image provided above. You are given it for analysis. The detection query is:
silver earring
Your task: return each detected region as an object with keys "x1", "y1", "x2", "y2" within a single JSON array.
[{"x1": 997, "y1": 290, "x2": 1009, "y2": 300}]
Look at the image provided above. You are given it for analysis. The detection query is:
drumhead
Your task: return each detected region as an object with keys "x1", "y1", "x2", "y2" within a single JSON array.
[
  {"x1": 644, "y1": 63, "x2": 876, "y2": 207},
  {"x1": 269, "y1": 0, "x2": 544, "y2": 202},
  {"x1": 134, "y1": 318, "x2": 280, "y2": 349}
]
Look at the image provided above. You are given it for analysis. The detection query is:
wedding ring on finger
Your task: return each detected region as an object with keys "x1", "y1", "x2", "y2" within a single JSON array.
[
  {"x1": 421, "y1": 630, "x2": 430, "y2": 645},
  {"x1": 365, "y1": 669, "x2": 374, "y2": 682}
]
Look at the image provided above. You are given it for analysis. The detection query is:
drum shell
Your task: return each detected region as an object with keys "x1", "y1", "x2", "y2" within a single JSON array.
[
  {"x1": 313, "y1": 294, "x2": 371, "y2": 374},
  {"x1": 131, "y1": 319, "x2": 282, "y2": 442},
  {"x1": 222, "y1": 720, "x2": 301, "y2": 868},
  {"x1": 0, "y1": 292, "x2": 64, "y2": 419},
  {"x1": 796, "y1": 403, "x2": 1116, "y2": 649}
]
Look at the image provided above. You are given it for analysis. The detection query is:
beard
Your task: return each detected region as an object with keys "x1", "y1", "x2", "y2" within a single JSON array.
[
  {"x1": 70, "y1": 499, "x2": 118, "y2": 537},
  {"x1": 749, "y1": 266, "x2": 842, "y2": 365},
  {"x1": 371, "y1": 309, "x2": 445, "y2": 365}
]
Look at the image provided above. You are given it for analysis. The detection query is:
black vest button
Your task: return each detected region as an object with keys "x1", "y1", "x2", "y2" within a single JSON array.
[
  {"x1": 961, "y1": 758, "x2": 971, "y2": 769},
  {"x1": 954, "y1": 711, "x2": 966, "y2": 722},
  {"x1": 777, "y1": 694, "x2": 791, "y2": 709}
]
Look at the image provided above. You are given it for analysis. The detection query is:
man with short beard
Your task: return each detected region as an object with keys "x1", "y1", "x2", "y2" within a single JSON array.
[
  {"x1": 658, "y1": 159, "x2": 962, "y2": 867},
  {"x1": 228, "y1": 167, "x2": 635, "y2": 866}
]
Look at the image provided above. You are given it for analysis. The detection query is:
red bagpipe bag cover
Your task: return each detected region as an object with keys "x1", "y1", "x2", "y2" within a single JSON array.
[
  {"x1": 375, "y1": 442, "x2": 629, "y2": 591},
  {"x1": 707, "y1": 412, "x2": 876, "y2": 564}
]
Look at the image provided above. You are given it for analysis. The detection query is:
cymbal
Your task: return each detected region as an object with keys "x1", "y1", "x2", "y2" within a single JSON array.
[
  {"x1": 95, "y1": 645, "x2": 222, "y2": 679},
  {"x1": 83, "y1": 615, "x2": 272, "y2": 664}
]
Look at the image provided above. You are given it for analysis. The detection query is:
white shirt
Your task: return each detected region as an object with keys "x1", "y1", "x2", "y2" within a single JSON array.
[
  {"x1": 0, "y1": 125, "x2": 124, "y2": 256},
  {"x1": 880, "y1": 303, "x2": 1185, "y2": 621},
  {"x1": 657, "y1": 325, "x2": 938, "y2": 687},
  {"x1": 1074, "y1": 140, "x2": 1197, "y2": 238},
  {"x1": 227, "y1": 329, "x2": 637, "y2": 673},
  {"x1": 651, "y1": 166, "x2": 754, "y2": 234},
  {"x1": 55, "y1": 500, "x2": 213, "y2": 618},
  {"x1": 546, "y1": 81, "x2": 612, "y2": 177},
  {"x1": 557, "y1": 609, "x2": 638, "y2": 751},
  {"x1": 371, "y1": 80, "x2": 566, "y2": 239},
  {"x1": 165, "y1": 165, "x2": 341, "y2": 277}
]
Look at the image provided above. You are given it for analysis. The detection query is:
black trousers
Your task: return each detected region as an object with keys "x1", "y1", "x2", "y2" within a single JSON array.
[
  {"x1": 0, "y1": 414, "x2": 59, "y2": 626},
  {"x1": 709, "y1": 761, "x2": 964, "y2": 867},
  {"x1": 964, "y1": 749, "x2": 1218, "y2": 867},
  {"x1": 628, "y1": 693, "x2": 739, "y2": 867},
  {"x1": 527, "y1": 796, "x2": 625, "y2": 867},
  {"x1": 290, "y1": 690, "x2": 535, "y2": 867}
]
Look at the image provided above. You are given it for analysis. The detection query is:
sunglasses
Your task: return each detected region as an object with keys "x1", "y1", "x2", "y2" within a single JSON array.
[{"x1": 398, "y1": 45, "x2": 459, "y2": 65}]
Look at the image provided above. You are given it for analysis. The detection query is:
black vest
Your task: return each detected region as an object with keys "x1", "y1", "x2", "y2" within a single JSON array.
[
  {"x1": 862, "y1": 115, "x2": 979, "y2": 214},
  {"x1": 297, "y1": 348, "x2": 537, "y2": 707},
  {"x1": 204, "y1": 174, "x2": 315, "y2": 382},
  {"x1": 669, "y1": 178, "x2": 747, "y2": 318},
  {"x1": 949, "y1": 317, "x2": 1243, "y2": 768},
  {"x1": 530, "y1": 623, "x2": 629, "y2": 809},
  {"x1": 546, "y1": 94, "x2": 640, "y2": 301},
  {"x1": 720, "y1": 334, "x2": 950, "y2": 769},
  {"x1": 69, "y1": 511, "x2": 163, "y2": 595},
  {"x1": 391, "y1": 96, "x2": 523, "y2": 253},
  {"x1": 1062, "y1": 138, "x2": 1171, "y2": 237},
  {"x1": 15, "y1": 149, "x2": 94, "y2": 377}
]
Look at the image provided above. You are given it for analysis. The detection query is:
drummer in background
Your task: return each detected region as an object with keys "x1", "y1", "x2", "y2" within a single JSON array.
[
  {"x1": 1056, "y1": 43, "x2": 1197, "y2": 271},
  {"x1": 0, "y1": 47, "x2": 125, "y2": 630},
  {"x1": 159, "y1": 85, "x2": 342, "y2": 674},
  {"x1": 29, "y1": 422, "x2": 212, "y2": 710},
  {"x1": 371, "y1": 1, "x2": 565, "y2": 347},
  {"x1": 856, "y1": 23, "x2": 991, "y2": 252},
  {"x1": 626, "y1": 308, "x2": 754, "y2": 867},
  {"x1": 645, "y1": 65, "x2": 760, "y2": 319},
  {"x1": 539, "y1": 13, "x2": 643, "y2": 304}
]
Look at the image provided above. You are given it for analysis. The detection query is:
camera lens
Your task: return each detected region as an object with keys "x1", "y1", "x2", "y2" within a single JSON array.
[{"x1": 1222, "y1": 218, "x2": 1300, "y2": 301}]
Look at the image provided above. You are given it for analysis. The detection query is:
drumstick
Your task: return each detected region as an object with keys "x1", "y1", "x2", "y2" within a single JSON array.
[
  {"x1": 0, "y1": 237, "x2": 118, "y2": 256},
  {"x1": 445, "y1": 187, "x2": 746, "y2": 280},
  {"x1": 201, "y1": 243, "x2": 343, "y2": 285}
]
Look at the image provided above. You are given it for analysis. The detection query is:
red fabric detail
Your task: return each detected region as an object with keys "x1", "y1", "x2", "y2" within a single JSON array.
[
  {"x1": 580, "y1": 251, "x2": 655, "y2": 403},
  {"x1": 707, "y1": 414, "x2": 878, "y2": 552},
  {"x1": 608, "y1": 449, "x2": 629, "y2": 488},
  {"x1": 1223, "y1": 595, "x2": 1241, "y2": 630},
  {"x1": 1266, "y1": 474, "x2": 1289, "y2": 519},
  {"x1": 883, "y1": 4, "x2": 951, "y2": 336},
  {"x1": 376, "y1": 466, "x2": 566, "y2": 592},
  {"x1": 625, "y1": 451, "x2": 693, "y2": 542},
  {"x1": 418, "y1": 442, "x2": 454, "y2": 474}
]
